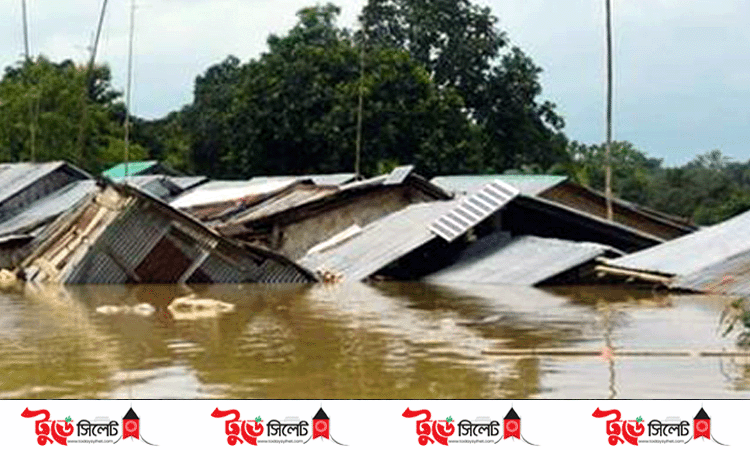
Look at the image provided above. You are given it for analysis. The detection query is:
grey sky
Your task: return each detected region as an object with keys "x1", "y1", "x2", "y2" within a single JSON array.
[{"x1": 2, "y1": 0, "x2": 749, "y2": 166}]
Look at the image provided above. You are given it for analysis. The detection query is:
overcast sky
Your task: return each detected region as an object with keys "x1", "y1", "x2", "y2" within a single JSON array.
[{"x1": 2, "y1": 0, "x2": 749, "y2": 166}]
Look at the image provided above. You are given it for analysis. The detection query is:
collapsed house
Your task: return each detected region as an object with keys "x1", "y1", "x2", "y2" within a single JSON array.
[
  {"x1": 0, "y1": 161, "x2": 91, "y2": 220},
  {"x1": 0, "y1": 162, "x2": 94, "y2": 268},
  {"x1": 299, "y1": 180, "x2": 637, "y2": 285},
  {"x1": 210, "y1": 166, "x2": 451, "y2": 260},
  {"x1": 432, "y1": 175, "x2": 697, "y2": 240},
  {"x1": 596, "y1": 208, "x2": 750, "y2": 296},
  {"x1": 17, "y1": 181, "x2": 316, "y2": 284}
]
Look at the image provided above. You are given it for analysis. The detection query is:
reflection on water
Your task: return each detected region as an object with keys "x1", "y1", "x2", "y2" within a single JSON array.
[{"x1": 0, "y1": 281, "x2": 748, "y2": 399}]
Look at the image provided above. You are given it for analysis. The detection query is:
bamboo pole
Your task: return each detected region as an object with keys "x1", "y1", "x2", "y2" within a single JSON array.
[
  {"x1": 604, "y1": 0, "x2": 614, "y2": 221},
  {"x1": 124, "y1": 0, "x2": 136, "y2": 179},
  {"x1": 481, "y1": 348, "x2": 750, "y2": 358}
]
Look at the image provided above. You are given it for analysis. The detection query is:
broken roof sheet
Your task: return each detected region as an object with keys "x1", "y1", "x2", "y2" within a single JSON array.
[
  {"x1": 220, "y1": 184, "x2": 338, "y2": 226},
  {"x1": 299, "y1": 181, "x2": 520, "y2": 280},
  {"x1": 605, "y1": 208, "x2": 750, "y2": 277},
  {"x1": 429, "y1": 180, "x2": 519, "y2": 242},
  {"x1": 0, "y1": 161, "x2": 88, "y2": 206},
  {"x1": 0, "y1": 180, "x2": 97, "y2": 238},
  {"x1": 425, "y1": 234, "x2": 620, "y2": 286},
  {"x1": 250, "y1": 173, "x2": 356, "y2": 186},
  {"x1": 114, "y1": 175, "x2": 207, "y2": 201},
  {"x1": 299, "y1": 200, "x2": 459, "y2": 281},
  {"x1": 170, "y1": 178, "x2": 299, "y2": 209},
  {"x1": 671, "y1": 248, "x2": 750, "y2": 296},
  {"x1": 430, "y1": 175, "x2": 568, "y2": 196},
  {"x1": 217, "y1": 166, "x2": 449, "y2": 228}
]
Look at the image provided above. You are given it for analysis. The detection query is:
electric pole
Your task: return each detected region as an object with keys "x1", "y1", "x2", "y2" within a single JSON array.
[
  {"x1": 124, "y1": 0, "x2": 136, "y2": 179},
  {"x1": 76, "y1": 0, "x2": 110, "y2": 166},
  {"x1": 355, "y1": 28, "x2": 365, "y2": 178},
  {"x1": 21, "y1": 0, "x2": 30, "y2": 60},
  {"x1": 604, "y1": 0, "x2": 614, "y2": 221}
]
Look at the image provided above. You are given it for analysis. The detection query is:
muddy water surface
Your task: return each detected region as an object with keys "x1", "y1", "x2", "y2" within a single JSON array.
[{"x1": 0, "y1": 282, "x2": 747, "y2": 399}]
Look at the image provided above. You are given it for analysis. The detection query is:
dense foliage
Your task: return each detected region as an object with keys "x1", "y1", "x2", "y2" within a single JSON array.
[
  {"x1": 0, "y1": 56, "x2": 146, "y2": 173},
  {"x1": 552, "y1": 144, "x2": 750, "y2": 225},
  {"x1": 1, "y1": 1, "x2": 749, "y2": 225}
]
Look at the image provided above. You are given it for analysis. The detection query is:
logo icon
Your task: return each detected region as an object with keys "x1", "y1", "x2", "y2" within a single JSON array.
[
  {"x1": 212, "y1": 407, "x2": 346, "y2": 446},
  {"x1": 403, "y1": 407, "x2": 537, "y2": 446},
  {"x1": 21, "y1": 406, "x2": 157, "y2": 446},
  {"x1": 592, "y1": 406, "x2": 727, "y2": 446}
]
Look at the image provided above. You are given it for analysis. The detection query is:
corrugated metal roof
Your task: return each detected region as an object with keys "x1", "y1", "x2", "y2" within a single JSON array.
[
  {"x1": 0, "y1": 161, "x2": 65, "y2": 205},
  {"x1": 384, "y1": 165, "x2": 414, "y2": 185},
  {"x1": 101, "y1": 161, "x2": 159, "y2": 178},
  {"x1": 250, "y1": 173, "x2": 356, "y2": 186},
  {"x1": 119, "y1": 175, "x2": 174, "y2": 200},
  {"x1": 222, "y1": 185, "x2": 338, "y2": 225},
  {"x1": 21, "y1": 182, "x2": 318, "y2": 284},
  {"x1": 170, "y1": 179, "x2": 298, "y2": 209},
  {"x1": 299, "y1": 200, "x2": 460, "y2": 281},
  {"x1": 605, "y1": 208, "x2": 750, "y2": 277},
  {"x1": 430, "y1": 175, "x2": 568, "y2": 196},
  {"x1": 671, "y1": 249, "x2": 750, "y2": 296},
  {"x1": 0, "y1": 180, "x2": 97, "y2": 238},
  {"x1": 430, "y1": 181, "x2": 519, "y2": 242},
  {"x1": 166, "y1": 176, "x2": 208, "y2": 191},
  {"x1": 425, "y1": 234, "x2": 619, "y2": 286}
]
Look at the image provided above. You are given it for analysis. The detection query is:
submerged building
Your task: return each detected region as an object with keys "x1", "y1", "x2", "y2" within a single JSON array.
[{"x1": 18, "y1": 182, "x2": 316, "y2": 284}]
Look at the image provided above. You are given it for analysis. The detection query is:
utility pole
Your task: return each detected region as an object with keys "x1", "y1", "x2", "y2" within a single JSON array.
[
  {"x1": 21, "y1": 0, "x2": 36, "y2": 162},
  {"x1": 355, "y1": 29, "x2": 365, "y2": 178},
  {"x1": 76, "y1": 0, "x2": 110, "y2": 166},
  {"x1": 604, "y1": 0, "x2": 614, "y2": 221},
  {"x1": 124, "y1": 0, "x2": 136, "y2": 179},
  {"x1": 21, "y1": 0, "x2": 30, "y2": 60}
]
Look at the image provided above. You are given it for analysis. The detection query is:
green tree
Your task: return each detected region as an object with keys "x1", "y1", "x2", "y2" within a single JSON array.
[
  {"x1": 183, "y1": 4, "x2": 480, "y2": 178},
  {"x1": 360, "y1": 0, "x2": 566, "y2": 172},
  {"x1": 0, "y1": 56, "x2": 145, "y2": 173}
]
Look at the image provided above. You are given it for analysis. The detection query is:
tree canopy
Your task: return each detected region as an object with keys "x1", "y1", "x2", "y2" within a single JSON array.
[{"x1": 0, "y1": 56, "x2": 145, "y2": 173}]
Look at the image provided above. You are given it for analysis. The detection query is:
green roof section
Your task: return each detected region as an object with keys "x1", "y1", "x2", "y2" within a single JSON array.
[
  {"x1": 430, "y1": 174, "x2": 568, "y2": 196},
  {"x1": 102, "y1": 161, "x2": 160, "y2": 179}
]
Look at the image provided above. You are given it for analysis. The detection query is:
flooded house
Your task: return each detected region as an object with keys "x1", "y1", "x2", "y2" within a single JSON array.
[
  {"x1": 300, "y1": 180, "x2": 657, "y2": 284},
  {"x1": 0, "y1": 162, "x2": 94, "y2": 269},
  {"x1": 17, "y1": 181, "x2": 316, "y2": 284},
  {"x1": 596, "y1": 207, "x2": 750, "y2": 296},
  {"x1": 212, "y1": 166, "x2": 452, "y2": 260},
  {"x1": 432, "y1": 175, "x2": 697, "y2": 240},
  {"x1": 0, "y1": 161, "x2": 91, "y2": 221}
]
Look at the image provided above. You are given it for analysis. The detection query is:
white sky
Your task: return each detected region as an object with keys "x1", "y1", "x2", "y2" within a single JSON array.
[{"x1": 2, "y1": 0, "x2": 749, "y2": 166}]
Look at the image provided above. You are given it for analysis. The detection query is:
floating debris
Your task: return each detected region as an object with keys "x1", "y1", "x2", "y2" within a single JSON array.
[
  {"x1": 0, "y1": 269, "x2": 17, "y2": 288},
  {"x1": 167, "y1": 294, "x2": 236, "y2": 320},
  {"x1": 95, "y1": 303, "x2": 155, "y2": 316}
]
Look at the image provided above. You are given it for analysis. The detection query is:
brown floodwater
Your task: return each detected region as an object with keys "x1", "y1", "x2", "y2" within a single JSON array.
[{"x1": 0, "y1": 281, "x2": 748, "y2": 399}]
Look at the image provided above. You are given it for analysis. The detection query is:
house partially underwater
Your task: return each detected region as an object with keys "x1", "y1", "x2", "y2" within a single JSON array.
[
  {"x1": 432, "y1": 175, "x2": 697, "y2": 240},
  {"x1": 0, "y1": 162, "x2": 94, "y2": 268},
  {"x1": 299, "y1": 180, "x2": 637, "y2": 285},
  {"x1": 208, "y1": 166, "x2": 451, "y2": 260},
  {"x1": 16, "y1": 181, "x2": 316, "y2": 284},
  {"x1": 596, "y1": 207, "x2": 750, "y2": 296},
  {"x1": 0, "y1": 160, "x2": 694, "y2": 287}
]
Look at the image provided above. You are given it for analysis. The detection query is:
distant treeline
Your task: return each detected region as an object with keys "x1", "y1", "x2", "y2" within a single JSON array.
[{"x1": 1, "y1": 1, "x2": 749, "y2": 225}]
